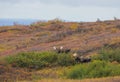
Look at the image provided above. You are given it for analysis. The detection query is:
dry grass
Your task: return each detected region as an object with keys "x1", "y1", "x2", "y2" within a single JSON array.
[{"x1": 19, "y1": 76, "x2": 120, "y2": 82}]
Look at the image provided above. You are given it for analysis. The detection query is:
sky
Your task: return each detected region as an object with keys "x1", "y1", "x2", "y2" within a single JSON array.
[{"x1": 0, "y1": 0, "x2": 120, "y2": 21}]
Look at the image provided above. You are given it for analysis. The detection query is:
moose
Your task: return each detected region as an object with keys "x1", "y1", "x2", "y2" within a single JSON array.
[
  {"x1": 53, "y1": 46, "x2": 91, "y2": 63},
  {"x1": 53, "y1": 46, "x2": 71, "y2": 54},
  {"x1": 72, "y1": 52, "x2": 91, "y2": 63}
]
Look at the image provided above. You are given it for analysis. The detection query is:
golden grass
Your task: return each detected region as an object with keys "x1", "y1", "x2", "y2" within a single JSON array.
[
  {"x1": 0, "y1": 45, "x2": 6, "y2": 52},
  {"x1": 19, "y1": 76, "x2": 120, "y2": 82}
]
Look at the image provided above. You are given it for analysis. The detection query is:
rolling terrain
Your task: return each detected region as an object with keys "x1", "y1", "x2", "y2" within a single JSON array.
[
  {"x1": 0, "y1": 19, "x2": 120, "y2": 82},
  {"x1": 0, "y1": 19, "x2": 120, "y2": 56}
]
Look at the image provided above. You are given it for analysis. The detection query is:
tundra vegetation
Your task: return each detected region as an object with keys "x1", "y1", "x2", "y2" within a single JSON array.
[
  {"x1": 0, "y1": 47, "x2": 119, "y2": 81},
  {"x1": 0, "y1": 19, "x2": 120, "y2": 82}
]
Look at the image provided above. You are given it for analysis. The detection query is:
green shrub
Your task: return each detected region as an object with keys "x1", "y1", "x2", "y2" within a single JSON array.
[
  {"x1": 6, "y1": 52, "x2": 57, "y2": 69},
  {"x1": 93, "y1": 48, "x2": 120, "y2": 63},
  {"x1": 57, "y1": 53, "x2": 75, "y2": 66},
  {"x1": 5, "y1": 51, "x2": 75, "y2": 69},
  {"x1": 66, "y1": 60, "x2": 120, "y2": 79}
]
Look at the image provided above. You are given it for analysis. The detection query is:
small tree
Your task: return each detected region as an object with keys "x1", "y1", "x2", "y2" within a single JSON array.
[{"x1": 96, "y1": 18, "x2": 101, "y2": 22}]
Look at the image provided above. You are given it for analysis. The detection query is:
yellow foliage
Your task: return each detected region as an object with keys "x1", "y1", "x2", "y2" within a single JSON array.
[
  {"x1": 70, "y1": 23, "x2": 79, "y2": 30},
  {"x1": 110, "y1": 37, "x2": 120, "y2": 45},
  {"x1": 0, "y1": 45, "x2": 6, "y2": 52},
  {"x1": 111, "y1": 28, "x2": 118, "y2": 33}
]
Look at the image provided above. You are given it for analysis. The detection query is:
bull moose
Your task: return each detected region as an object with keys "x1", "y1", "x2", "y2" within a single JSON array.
[
  {"x1": 72, "y1": 53, "x2": 91, "y2": 63},
  {"x1": 53, "y1": 46, "x2": 71, "y2": 53},
  {"x1": 53, "y1": 46, "x2": 91, "y2": 63}
]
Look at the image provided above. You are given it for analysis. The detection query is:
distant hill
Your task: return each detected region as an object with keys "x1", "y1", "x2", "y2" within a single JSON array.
[
  {"x1": 0, "y1": 19, "x2": 120, "y2": 55},
  {"x1": 0, "y1": 19, "x2": 38, "y2": 26}
]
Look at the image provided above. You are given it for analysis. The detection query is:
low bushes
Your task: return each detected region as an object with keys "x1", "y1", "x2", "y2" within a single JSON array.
[
  {"x1": 116, "y1": 24, "x2": 120, "y2": 29},
  {"x1": 57, "y1": 53, "x2": 75, "y2": 66},
  {"x1": 66, "y1": 60, "x2": 120, "y2": 79},
  {"x1": 65, "y1": 48, "x2": 120, "y2": 79},
  {"x1": 5, "y1": 51, "x2": 75, "y2": 69},
  {"x1": 93, "y1": 48, "x2": 120, "y2": 63}
]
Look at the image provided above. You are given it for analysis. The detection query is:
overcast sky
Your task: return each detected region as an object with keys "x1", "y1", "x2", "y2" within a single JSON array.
[{"x1": 0, "y1": 0, "x2": 120, "y2": 21}]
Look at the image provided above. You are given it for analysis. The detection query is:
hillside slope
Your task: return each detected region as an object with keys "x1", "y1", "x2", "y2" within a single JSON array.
[{"x1": 0, "y1": 19, "x2": 120, "y2": 56}]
